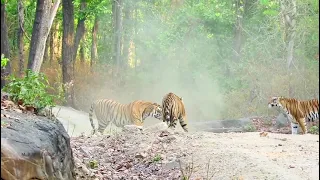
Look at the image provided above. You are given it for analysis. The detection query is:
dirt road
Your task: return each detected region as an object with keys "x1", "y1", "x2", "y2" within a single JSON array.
[{"x1": 54, "y1": 106, "x2": 319, "y2": 180}]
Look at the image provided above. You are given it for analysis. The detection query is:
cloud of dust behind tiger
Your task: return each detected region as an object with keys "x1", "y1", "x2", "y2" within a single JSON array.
[{"x1": 79, "y1": 8, "x2": 226, "y2": 125}]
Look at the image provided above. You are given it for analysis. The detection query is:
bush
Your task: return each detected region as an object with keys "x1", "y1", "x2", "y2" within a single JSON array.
[
  {"x1": 3, "y1": 69, "x2": 62, "y2": 112},
  {"x1": 309, "y1": 126, "x2": 319, "y2": 135},
  {"x1": 1, "y1": 54, "x2": 9, "y2": 68},
  {"x1": 243, "y1": 124, "x2": 256, "y2": 132}
]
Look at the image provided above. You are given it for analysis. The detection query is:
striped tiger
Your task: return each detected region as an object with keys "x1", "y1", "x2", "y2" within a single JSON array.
[
  {"x1": 89, "y1": 99, "x2": 163, "y2": 134},
  {"x1": 162, "y1": 92, "x2": 188, "y2": 132},
  {"x1": 268, "y1": 96, "x2": 319, "y2": 134}
]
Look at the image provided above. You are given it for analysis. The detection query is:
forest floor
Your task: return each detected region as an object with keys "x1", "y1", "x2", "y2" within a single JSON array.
[{"x1": 54, "y1": 106, "x2": 319, "y2": 180}]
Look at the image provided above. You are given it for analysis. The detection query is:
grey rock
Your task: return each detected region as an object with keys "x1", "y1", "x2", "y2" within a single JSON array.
[{"x1": 1, "y1": 110, "x2": 75, "y2": 180}]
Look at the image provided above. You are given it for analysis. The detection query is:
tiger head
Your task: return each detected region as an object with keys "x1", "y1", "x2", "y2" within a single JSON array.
[
  {"x1": 142, "y1": 103, "x2": 163, "y2": 120},
  {"x1": 268, "y1": 96, "x2": 284, "y2": 108}
]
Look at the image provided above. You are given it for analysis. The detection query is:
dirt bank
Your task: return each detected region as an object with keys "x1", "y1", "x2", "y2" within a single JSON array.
[{"x1": 72, "y1": 123, "x2": 319, "y2": 180}]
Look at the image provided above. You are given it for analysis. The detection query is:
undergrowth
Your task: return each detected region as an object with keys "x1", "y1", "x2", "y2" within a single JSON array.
[{"x1": 2, "y1": 69, "x2": 64, "y2": 112}]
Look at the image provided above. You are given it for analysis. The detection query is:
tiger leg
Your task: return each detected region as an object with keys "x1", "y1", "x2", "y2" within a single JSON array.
[
  {"x1": 168, "y1": 117, "x2": 178, "y2": 129},
  {"x1": 179, "y1": 118, "x2": 188, "y2": 132},
  {"x1": 297, "y1": 118, "x2": 307, "y2": 134},
  {"x1": 164, "y1": 109, "x2": 171, "y2": 125},
  {"x1": 97, "y1": 120, "x2": 111, "y2": 135},
  {"x1": 291, "y1": 122, "x2": 299, "y2": 135}
]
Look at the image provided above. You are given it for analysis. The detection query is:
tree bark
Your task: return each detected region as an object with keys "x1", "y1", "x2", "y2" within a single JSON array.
[
  {"x1": 49, "y1": 26, "x2": 54, "y2": 65},
  {"x1": 280, "y1": 0, "x2": 296, "y2": 97},
  {"x1": 51, "y1": 22, "x2": 60, "y2": 63},
  {"x1": 73, "y1": 0, "x2": 86, "y2": 62},
  {"x1": 62, "y1": 0, "x2": 75, "y2": 108},
  {"x1": 113, "y1": 0, "x2": 123, "y2": 76},
  {"x1": 122, "y1": 0, "x2": 132, "y2": 70},
  {"x1": 1, "y1": 1, "x2": 11, "y2": 89},
  {"x1": 79, "y1": 42, "x2": 85, "y2": 63},
  {"x1": 43, "y1": 32, "x2": 51, "y2": 64},
  {"x1": 233, "y1": 0, "x2": 246, "y2": 62},
  {"x1": 27, "y1": 0, "x2": 61, "y2": 73},
  {"x1": 91, "y1": 16, "x2": 98, "y2": 69},
  {"x1": 17, "y1": 0, "x2": 25, "y2": 77}
]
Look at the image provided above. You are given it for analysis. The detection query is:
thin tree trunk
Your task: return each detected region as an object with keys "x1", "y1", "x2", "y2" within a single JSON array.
[
  {"x1": 280, "y1": 0, "x2": 296, "y2": 97},
  {"x1": 1, "y1": 1, "x2": 11, "y2": 89},
  {"x1": 122, "y1": 0, "x2": 132, "y2": 70},
  {"x1": 91, "y1": 16, "x2": 98, "y2": 69},
  {"x1": 73, "y1": 0, "x2": 86, "y2": 62},
  {"x1": 113, "y1": 0, "x2": 122, "y2": 76},
  {"x1": 43, "y1": 32, "x2": 50, "y2": 64},
  {"x1": 79, "y1": 42, "x2": 85, "y2": 63},
  {"x1": 62, "y1": 0, "x2": 75, "y2": 108},
  {"x1": 233, "y1": 0, "x2": 246, "y2": 62},
  {"x1": 27, "y1": 0, "x2": 60, "y2": 73},
  {"x1": 17, "y1": 0, "x2": 25, "y2": 77},
  {"x1": 134, "y1": 5, "x2": 138, "y2": 73},
  {"x1": 49, "y1": 26, "x2": 54, "y2": 65}
]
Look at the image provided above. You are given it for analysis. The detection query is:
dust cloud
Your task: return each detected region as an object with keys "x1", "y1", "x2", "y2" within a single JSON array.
[{"x1": 74, "y1": 1, "x2": 319, "y2": 130}]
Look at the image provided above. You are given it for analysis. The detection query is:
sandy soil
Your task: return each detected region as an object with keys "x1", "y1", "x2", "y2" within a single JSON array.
[{"x1": 55, "y1": 106, "x2": 319, "y2": 180}]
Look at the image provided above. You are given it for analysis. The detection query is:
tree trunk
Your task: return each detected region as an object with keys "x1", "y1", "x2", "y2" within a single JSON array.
[
  {"x1": 134, "y1": 4, "x2": 138, "y2": 73},
  {"x1": 79, "y1": 42, "x2": 85, "y2": 63},
  {"x1": 43, "y1": 32, "x2": 50, "y2": 64},
  {"x1": 233, "y1": 0, "x2": 246, "y2": 61},
  {"x1": 52, "y1": 22, "x2": 60, "y2": 63},
  {"x1": 17, "y1": 0, "x2": 25, "y2": 77},
  {"x1": 62, "y1": 0, "x2": 75, "y2": 108},
  {"x1": 280, "y1": 0, "x2": 296, "y2": 97},
  {"x1": 49, "y1": 27, "x2": 54, "y2": 65},
  {"x1": 27, "y1": 0, "x2": 60, "y2": 73},
  {"x1": 91, "y1": 16, "x2": 98, "y2": 69},
  {"x1": 113, "y1": 0, "x2": 122, "y2": 76},
  {"x1": 73, "y1": 0, "x2": 86, "y2": 62},
  {"x1": 1, "y1": 1, "x2": 11, "y2": 89},
  {"x1": 122, "y1": 0, "x2": 132, "y2": 70}
]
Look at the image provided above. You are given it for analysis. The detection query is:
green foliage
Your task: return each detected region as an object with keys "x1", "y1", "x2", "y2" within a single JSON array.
[
  {"x1": 152, "y1": 154, "x2": 162, "y2": 163},
  {"x1": 1, "y1": 121, "x2": 8, "y2": 127},
  {"x1": 2, "y1": 70, "x2": 60, "y2": 111},
  {"x1": 3, "y1": 0, "x2": 319, "y2": 120},
  {"x1": 1, "y1": 54, "x2": 9, "y2": 68},
  {"x1": 243, "y1": 124, "x2": 256, "y2": 132},
  {"x1": 88, "y1": 160, "x2": 99, "y2": 169},
  {"x1": 309, "y1": 126, "x2": 319, "y2": 135}
]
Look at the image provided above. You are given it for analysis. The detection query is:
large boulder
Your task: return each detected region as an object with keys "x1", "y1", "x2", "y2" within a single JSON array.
[{"x1": 1, "y1": 110, "x2": 75, "y2": 180}]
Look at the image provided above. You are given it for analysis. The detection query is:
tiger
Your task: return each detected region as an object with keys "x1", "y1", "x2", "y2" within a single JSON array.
[
  {"x1": 268, "y1": 96, "x2": 319, "y2": 135},
  {"x1": 162, "y1": 92, "x2": 188, "y2": 132},
  {"x1": 89, "y1": 99, "x2": 163, "y2": 135}
]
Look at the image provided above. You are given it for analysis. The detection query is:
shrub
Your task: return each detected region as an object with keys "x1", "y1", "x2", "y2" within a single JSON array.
[
  {"x1": 1, "y1": 54, "x2": 9, "y2": 68},
  {"x1": 3, "y1": 69, "x2": 62, "y2": 112},
  {"x1": 243, "y1": 124, "x2": 256, "y2": 132},
  {"x1": 309, "y1": 126, "x2": 319, "y2": 135}
]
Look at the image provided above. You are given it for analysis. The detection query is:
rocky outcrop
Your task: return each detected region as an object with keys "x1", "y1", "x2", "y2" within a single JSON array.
[{"x1": 1, "y1": 110, "x2": 75, "y2": 180}]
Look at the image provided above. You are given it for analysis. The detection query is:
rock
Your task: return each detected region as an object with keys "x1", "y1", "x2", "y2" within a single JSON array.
[
  {"x1": 143, "y1": 122, "x2": 168, "y2": 132},
  {"x1": 123, "y1": 125, "x2": 143, "y2": 133},
  {"x1": 1, "y1": 110, "x2": 75, "y2": 180},
  {"x1": 275, "y1": 113, "x2": 290, "y2": 128}
]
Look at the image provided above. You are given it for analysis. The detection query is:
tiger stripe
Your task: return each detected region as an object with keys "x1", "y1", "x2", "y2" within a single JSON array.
[
  {"x1": 162, "y1": 92, "x2": 188, "y2": 132},
  {"x1": 89, "y1": 99, "x2": 162, "y2": 134},
  {"x1": 268, "y1": 96, "x2": 319, "y2": 134}
]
